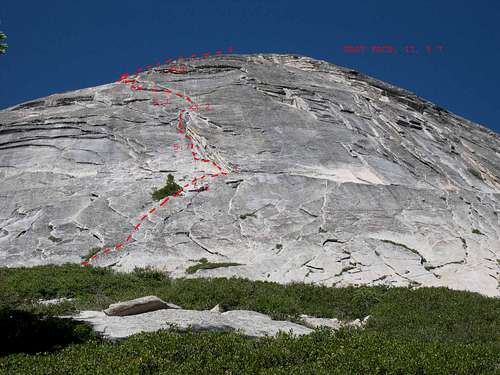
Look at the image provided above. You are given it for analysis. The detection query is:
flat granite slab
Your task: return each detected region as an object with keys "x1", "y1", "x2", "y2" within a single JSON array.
[{"x1": 71, "y1": 309, "x2": 314, "y2": 339}]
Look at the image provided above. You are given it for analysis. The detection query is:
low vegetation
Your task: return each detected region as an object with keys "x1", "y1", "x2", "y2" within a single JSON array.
[
  {"x1": 81, "y1": 246, "x2": 101, "y2": 262},
  {"x1": 48, "y1": 235, "x2": 63, "y2": 243},
  {"x1": 185, "y1": 258, "x2": 243, "y2": 274},
  {"x1": 0, "y1": 264, "x2": 498, "y2": 373},
  {"x1": 0, "y1": 32, "x2": 6, "y2": 55},
  {"x1": 467, "y1": 167, "x2": 484, "y2": 181},
  {"x1": 239, "y1": 212, "x2": 257, "y2": 220},
  {"x1": 152, "y1": 173, "x2": 182, "y2": 201}
]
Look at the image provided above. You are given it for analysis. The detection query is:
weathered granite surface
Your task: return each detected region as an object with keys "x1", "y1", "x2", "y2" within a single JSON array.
[
  {"x1": 68, "y1": 297, "x2": 367, "y2": 339},
  {"x1": 71, "y1": 307, "x2": 368, "y2": 340},
  {"x1": 0, "y1": 54, "x2": 499, "y2": 296},
  {"x1": 71, "y1": 309, "x2": 314, "y2": 339},
  {"x1": 104, "y1": 295, "x2": 181, "y2": 316}
]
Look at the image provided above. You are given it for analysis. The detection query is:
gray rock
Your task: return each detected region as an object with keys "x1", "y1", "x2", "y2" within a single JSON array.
[
  {"x1": 0, "y1": 53, "x2": 499, "y2": 296},
  {"x1": 210, "y1": 304, "x2": 223, "y2": 313},
  {"x1": 299, "y1": 314, "x2": 369, "y2": 329},
  {"x1": 104, "y1": 296, "x2": 180, "y2": 316},
  {"x1": 209, "y1": 303, "x2": 231, "y2": 313},
  {"x1": 37, "y1": 297, "x2": 74, "y2": 305},
  {"x1": 300, "y1": 314, "x2": 343, "y2": 329},
  {"x1": 72, "y1": 308, "x2": 313, "y2": 339},
  {"x1": 221, "y1": 310, "x2": 313, "y2": 338}
]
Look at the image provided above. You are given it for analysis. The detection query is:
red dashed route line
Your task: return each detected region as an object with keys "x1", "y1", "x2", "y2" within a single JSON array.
[{"x1": 81, "y1": 50, "x2": 232, "y2": 267}]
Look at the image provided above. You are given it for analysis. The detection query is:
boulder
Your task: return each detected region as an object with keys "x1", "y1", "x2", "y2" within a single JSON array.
[
  {"x1": 37, "y1": 297, "x2": 74, "y2": 306},
  {"x1": 104, "y1": 296, "x2": 181, "y2": 316},
  {"x1": 299, "y1": 314, "x2": 343, "y2": 330}
]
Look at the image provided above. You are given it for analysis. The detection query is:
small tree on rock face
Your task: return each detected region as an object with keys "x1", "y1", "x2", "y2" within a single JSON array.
[
  {"x1": 152, "y1": 173, "x2": 181, "y2": 201},
  {"x1": 0, "y1": 32, "x2": 7, "y2": 55}
]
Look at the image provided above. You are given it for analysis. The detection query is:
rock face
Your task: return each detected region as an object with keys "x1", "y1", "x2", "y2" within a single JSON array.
[{"x1": 0, "y1": 54, "x2": 499, "y2": 296}]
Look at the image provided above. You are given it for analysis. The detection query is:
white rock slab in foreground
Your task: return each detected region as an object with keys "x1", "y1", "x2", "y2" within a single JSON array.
[
  {"x1": 37, "y1": 297, "x2": 74, "y2": 306},
  {"x1": 72, "y1": 309, "x2": 314, "y2": 339},
  {"x1": 300, "y1": 314, "x2": 343, "y2": 330}
]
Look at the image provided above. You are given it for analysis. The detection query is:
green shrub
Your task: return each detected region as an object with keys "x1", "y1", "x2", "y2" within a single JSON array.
[
  {"x1": 0, "y1": 307, "x2": 96, "y2": 356},
  {"x1": 1, "y1": 264, "x2": 498, "y2": 341},
  {"x1": 48, "y1": 235, "x2": 63, "y2": 243},
  {"x1": 0, "y1": 31, "x2": 7, "y2": 55},
  {"x1": 0, "y1": 264, "x2": 499, "y2": 373},
  {"x1": 472, "y1": 228, "x2": 484, "y2": 235},
  {"x1": 239, "y1": 212, "x2": 257, "y2": 219},
  {"x1": 186, "y1": 260, "x2": 243, "y2": 274},
  {"x1": 467, "y1": 167, "x2": 484, "y2": 181},
  {"x1": 0, "y1": 328, "x2": 497, "y2": 374},
  {"x1": 152, "y1": 174, "x2": 181, "y2": 201},
  {"x1": 133, "y1": 266, "x2": 167, "y2": 281},
  {"x1": 81, "y1": 247, "x2": 101, "y2": 261}
]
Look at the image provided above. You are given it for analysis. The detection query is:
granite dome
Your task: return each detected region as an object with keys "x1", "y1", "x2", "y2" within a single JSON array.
[{"x1": 0, "y1": 54, "x2": 499, "y2": 296}]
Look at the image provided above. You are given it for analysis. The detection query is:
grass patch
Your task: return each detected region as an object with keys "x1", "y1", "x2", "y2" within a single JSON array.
[
  {"x1": 186, "y1": 258, "x2": 243, "y2": 274},
  {"x1": 467, "y1": 167, "x2": 484, "y2": 181},
  {"x1": 0, "y1": 264, "x2": 498, "y2": 373},
  {"x1": 239, "y1": 212, "x2": 257, "y2": 220},
  {"x1": 1, "y1": 329, "x2": 497, "y2": 374},
  {"x1": 48, "y1": 235, "x2": 62, "y2": 243},
  {"x1": 0, "y1": 308, "x2": 97, "y2": 356},
  {"x1": 0, "y1": 264, "x2": 498, "y2": 339},
  {"x1": 152, "y1": 173, "x2": 181, "y2": 201},
  {"x1": 81, "y1": 247, "x2": 101, "y2": 262}
]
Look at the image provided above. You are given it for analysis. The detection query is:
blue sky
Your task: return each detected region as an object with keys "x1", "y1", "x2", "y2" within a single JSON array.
[{"x1": 1, "y1": 0, "x2": 499, "y2": 133}]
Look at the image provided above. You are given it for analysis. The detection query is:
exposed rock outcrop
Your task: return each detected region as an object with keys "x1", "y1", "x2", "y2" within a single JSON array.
[
  {"x1": 0, "y1": 53, "x2": 498, "y2": 296},
  {"x1": 70, "y1": 303, "x2": 367, "y2": 340}
]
